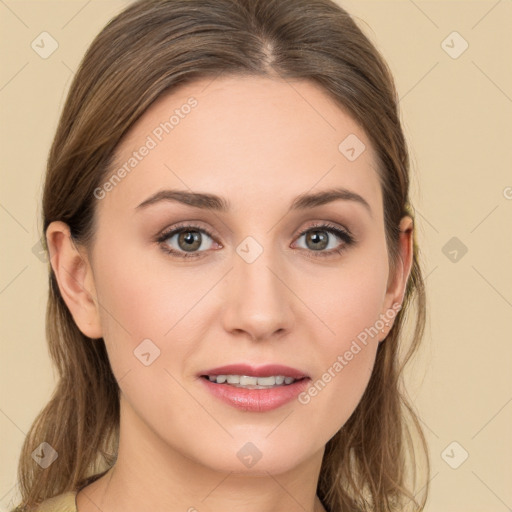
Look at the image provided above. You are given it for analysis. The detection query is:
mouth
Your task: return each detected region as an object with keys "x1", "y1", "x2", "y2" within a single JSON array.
[
  {"x1": 199, "y1": 363, "x2": 309, "y2": 386},
  {"x1": 198, "y1": 363, "x2": 311, "y2": 412}
]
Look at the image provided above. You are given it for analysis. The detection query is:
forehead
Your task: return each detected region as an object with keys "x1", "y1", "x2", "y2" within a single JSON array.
[{"x1": 99, "y1": 75, "x2": 382, "y2": 218}]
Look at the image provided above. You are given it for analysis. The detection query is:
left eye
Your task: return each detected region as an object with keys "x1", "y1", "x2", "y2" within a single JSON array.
[{"x1": 292, "y1": 223, "x2": 355, "y2": 257}]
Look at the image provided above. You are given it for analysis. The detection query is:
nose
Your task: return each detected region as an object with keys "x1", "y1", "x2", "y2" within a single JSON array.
[{"x1": 221, "y1": 245, "x2": 294, "y2": 342}]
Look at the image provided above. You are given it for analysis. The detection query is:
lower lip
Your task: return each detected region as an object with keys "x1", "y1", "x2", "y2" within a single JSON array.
[{"x1": 199, "y1": 377, "x2": 310, "y2": 412}]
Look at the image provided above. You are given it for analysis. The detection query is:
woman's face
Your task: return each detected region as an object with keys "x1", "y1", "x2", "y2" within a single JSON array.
[{"x1": 60, "y1": 76, "x2": 409, "y2": 475}]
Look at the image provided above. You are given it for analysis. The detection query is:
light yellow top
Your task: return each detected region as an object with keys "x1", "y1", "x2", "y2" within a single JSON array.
[{"x1": 33, "y1": 491, "x2": 78, "y2": 512}]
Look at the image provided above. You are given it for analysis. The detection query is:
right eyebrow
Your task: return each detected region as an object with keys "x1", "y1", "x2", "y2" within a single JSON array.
[{"x1": 136, "y1": 189, "x2": 229, "y2": 212}]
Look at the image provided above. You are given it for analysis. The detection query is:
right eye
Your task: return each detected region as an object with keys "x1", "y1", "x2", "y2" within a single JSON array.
[{"x1": 157, "y1": 223, "x2": 220, "y2": 259}]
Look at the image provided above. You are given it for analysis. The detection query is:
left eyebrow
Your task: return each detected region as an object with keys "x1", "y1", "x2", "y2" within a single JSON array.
[
  {"x1": 290, "y1": 187, "x2": 372, "y2": 218},
  {"x1": 135, "y1": 186, "x2": 372, "y2": 218}
]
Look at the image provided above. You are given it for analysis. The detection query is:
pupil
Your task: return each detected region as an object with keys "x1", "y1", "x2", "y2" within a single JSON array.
[
  {"x1": 180, "y1": 231, "x2": 200, "y2": 251},
  {"x1": 308, "y1": 230, "x2": 327, "y2": 250}
]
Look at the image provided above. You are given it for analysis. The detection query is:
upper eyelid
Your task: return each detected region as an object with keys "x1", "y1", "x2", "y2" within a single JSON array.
[{"x1": 158, "y1": 222, "x2": 216, "y2": 241}]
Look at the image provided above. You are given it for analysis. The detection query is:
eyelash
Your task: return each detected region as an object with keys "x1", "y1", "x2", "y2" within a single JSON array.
[{"x1": 156, "y1": 222, "x2": 356, "y2": 260}]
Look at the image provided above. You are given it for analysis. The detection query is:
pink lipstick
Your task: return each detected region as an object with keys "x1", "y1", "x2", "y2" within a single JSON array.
[{"x1": 198, "y1": 363, "x2": 310, "y2": 412}]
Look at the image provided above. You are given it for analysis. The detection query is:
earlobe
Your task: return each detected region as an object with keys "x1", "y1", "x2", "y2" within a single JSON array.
[{"x1": 46, "y1": 221, "x2": 103, "y2": 339}]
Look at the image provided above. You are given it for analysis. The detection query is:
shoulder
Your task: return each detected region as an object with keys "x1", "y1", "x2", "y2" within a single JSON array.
[{"x1": 32, "y1": 491, "x2": 77, "y2": 512}]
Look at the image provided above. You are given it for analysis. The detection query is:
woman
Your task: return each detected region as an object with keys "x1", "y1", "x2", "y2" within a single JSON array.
[{"x1": 13, "y1": 0, "x2": 429, "y2": 510}]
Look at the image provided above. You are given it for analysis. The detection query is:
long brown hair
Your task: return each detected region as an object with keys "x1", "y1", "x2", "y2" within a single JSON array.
[{"x1": 13, "y1": 0, "x2": 429, "y2": 510}]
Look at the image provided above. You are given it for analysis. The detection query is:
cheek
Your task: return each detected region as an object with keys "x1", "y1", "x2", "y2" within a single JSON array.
[
  {"x1": 91, "y1": 237, "x2": 219, "y2": 383},
  {"x1": 306, "y1": 245, "x2": 389, "y2": 351},
  {"x1": 295, "y1": 248, "x2": 388, "y2": 431},
  {"x1": 93, "y1": 236, "x2": 204, "y2": 339},
  {"x1": 297, "y1": 343, "x2": 378, "y2": 443}
]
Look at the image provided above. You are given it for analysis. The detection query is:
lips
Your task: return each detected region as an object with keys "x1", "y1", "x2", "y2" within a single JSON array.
[
  {"x1": 197, "y1": 363, "x2": 311, "y2": 412},
  {"x1": 199, "y1": 363, "x2": 309, "y2": 380}
]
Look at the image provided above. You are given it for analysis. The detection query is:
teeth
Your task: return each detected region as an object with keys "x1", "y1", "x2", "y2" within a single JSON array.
[{"x1": 206, "y1": 374, "x2": 299, "y2": 388}]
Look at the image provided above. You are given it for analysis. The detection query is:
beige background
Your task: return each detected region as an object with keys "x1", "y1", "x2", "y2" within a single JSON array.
[{"x1": 1, "y1": 1, "x2": 511, "y2": 510}]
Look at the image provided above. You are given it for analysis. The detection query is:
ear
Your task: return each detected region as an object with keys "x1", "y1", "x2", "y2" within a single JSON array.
[
  {"x1": 46, "y1": 221, "x2": 103, "y2": 339},
  {"x1": 379, "y1": 215, "x2": 414, "y2": 340}
]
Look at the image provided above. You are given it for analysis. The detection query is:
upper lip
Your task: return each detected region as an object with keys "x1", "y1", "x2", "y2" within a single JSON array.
[{"x1": 200, "y1": 364, "x2": 309, "y2": 380}]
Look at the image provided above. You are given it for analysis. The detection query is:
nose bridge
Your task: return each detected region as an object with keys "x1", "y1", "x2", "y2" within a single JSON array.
[{"x1": 222, "y1": 236, "x2": 293, "y2": 340}]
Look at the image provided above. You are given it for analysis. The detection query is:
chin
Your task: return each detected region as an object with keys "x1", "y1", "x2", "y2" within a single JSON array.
[{"x1": 190, "y1": 436, "x2": 320, "y2": 477}]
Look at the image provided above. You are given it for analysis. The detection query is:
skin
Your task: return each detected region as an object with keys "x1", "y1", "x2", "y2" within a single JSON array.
[{"x1": 47, "y1": 76, "x2": 413, "y2": 512}]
